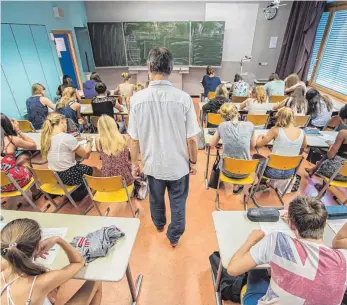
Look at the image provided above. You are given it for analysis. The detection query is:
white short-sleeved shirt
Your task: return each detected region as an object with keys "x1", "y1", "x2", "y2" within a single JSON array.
[
  {"x1": 127, "y1": 80, "x2": 201, "y2": 180},
  {"x1": 47, "y1": 133, "x2": 79, "y2": 172},
  {"x1": 245, "y1": 98, "x2": 274, "y2": 115},
  {"x1": 250, "y1": 232, "x2": 347, "y2": 305}
]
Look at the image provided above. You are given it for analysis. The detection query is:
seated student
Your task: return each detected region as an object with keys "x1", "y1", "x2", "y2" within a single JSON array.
[
  {"x1": 135, "y1": 82, "x2": 144, "y2": 92},
  {"x1": 1, "y1": 218, "x2": 102, "y2": 305},
  {"x1": 337, "y1": 104, "x2": 347, "y2": 131},
  {"x1": 274, "y1": 86, "x2": 308, "y2": 115},
  {"x1": 41, "y1": 112, "x2": 94, "y2": 186},
  {"x1": 202, "y1": 84, "x2": 230, "y2": 114},
  {"x1": 115, "y1": 72, "x2": 135, "y2": 98},
  {"x1": 264, "y1": 73, "x2": 285, "y2": 97},
  {"x1": 240, "y1": 86, "x2": 273, "y2": 115},
  {"x1": 210, "y1": 103, "x2": 256, "y2": 194},
  {"x1": 227, "y1": 196, "x2": 347, "y2": 305},
  {"x1": 83, "y1": 72, "x2": 103, "y2": 99},
  {"x1": 306, "y1": 88, "x2": 333, "y2": 128},
  {"x1": 256, "y1": 107, "x2": 307, "y2": 179},
  {"x1": 1, "y1": 114, "x2": 37, "y2": 193},
  {"x1": 56, "y1": 87, "x2": 84, "y2": 132},
  {"x1": 92, "y1": 82, "x2": 123, "y2": 117},
  {"x1": 232, "y1": 74, "x2": 249, "y2": 97},
  {"x1": 202, "y1": 66, "x2": 222, "y2": 100},
  {"x1": 284, "y1": 73, "x2": 306, "y2": 96},
  {"x1": 26, "y1": 83, "x2": 56, "y2": 130},
  {"x1": 57, "y1": 75, "x2": 75, "y2": 97}
]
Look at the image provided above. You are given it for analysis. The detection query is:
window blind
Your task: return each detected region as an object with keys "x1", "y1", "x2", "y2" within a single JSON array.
[
  {"x1": 307, "y1": 12, "x2": 329, "y2": 81},
  {"x1": 314, "y1": 10, "x2": 347, "y2": 96}
]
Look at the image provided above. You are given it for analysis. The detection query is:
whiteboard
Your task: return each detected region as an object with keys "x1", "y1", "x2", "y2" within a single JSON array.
[{"x1": 205, "y1": 3, "x2": 259, "y2": 62}]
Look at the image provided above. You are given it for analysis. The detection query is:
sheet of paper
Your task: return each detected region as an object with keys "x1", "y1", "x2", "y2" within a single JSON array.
[
  {"x1": 55, "y1": 37, "x2": 66, "y2": 52},
  {"x1": 269, "y1": 36, "x2": 278, "y2": 49},
  {"x1": 260, "y1": 220, "x2": 295, "y2": 237},
  {"x1": 318, "y1": 133, "x2": 336, "y2": 143},
  {"x1": 36, "y1": 228, "x2": 68, "y2": 265},
  {"x1": 328, "y1": 219, "x2": 347, "y2": 234}
]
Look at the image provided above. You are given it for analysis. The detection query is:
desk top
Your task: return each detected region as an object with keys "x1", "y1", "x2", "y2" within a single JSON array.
[
  {"x1": 22, "y1": 133, "x2": 98, "y2": 152},
  {"x1": 203, "y1": 128, "x2": 338, "y2": 148},
  {"x1": 0, "y1": 210, "x2": 140, "y2": 282},
  {"x1": 80, "y1": 104, "x2": 128, "y2": 116},
  {"x1": 212, "y1": 211, "x2": 336, "y2": 268}
]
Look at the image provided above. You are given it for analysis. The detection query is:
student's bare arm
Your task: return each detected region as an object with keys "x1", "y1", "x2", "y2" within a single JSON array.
[
  {"x1": 227, "y1": 230, "x2": 264, "y2": 276},
  {"x1": 332, "y1": 222, "x2": 347, "y2": 249},
  {"x1": 250, "y1": 133, "x2": 256, "y2": 149},
  {"x1": 256, "y1": 128, "x2": 277, "y2": 148},
  {"x1": 41, "y1": 97, "x2": 56, "y2": 110},
  {"x1": 327, "y1": 131, "x2": 344, "y2": 159},
  {"x1": 12, "y1": 134, "x2": 37, "y2": 150},
  {"x1": 209, "y1": 130, "x2": 220, "y2": 148},
  {"x1": 74, "y1": 138, "x2": 92, "y2": 159},
  {"x1": 240, "y1": 100, "x2": 248, "y2": 110},
  {"x1": 187, "y1": 136, "x2": 197, "y2": 164},
  {"x1": 130, "y1": 138, "x2": 140, "y2": 168}
]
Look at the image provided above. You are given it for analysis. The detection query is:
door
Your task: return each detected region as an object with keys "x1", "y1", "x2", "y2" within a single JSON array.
[{"x1": 53, "y1": 32, "x2": 81, "y2": 89}]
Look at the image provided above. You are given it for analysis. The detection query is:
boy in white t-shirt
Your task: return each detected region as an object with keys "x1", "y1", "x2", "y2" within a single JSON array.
[{"x1": 227, "y1": 196, "x2": 347, "y2": 305}]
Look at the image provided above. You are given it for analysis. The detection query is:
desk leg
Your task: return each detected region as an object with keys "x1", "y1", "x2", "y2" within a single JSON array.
[
  {"x1": 126, "y1": 264, "x2": 143, "y2": 305},
  {"x1": 205, "y1": 145, "x2": 211, "y2": 189},
  {"x1": 211, "y1": 260, "x2": 223, "y2": 305}
]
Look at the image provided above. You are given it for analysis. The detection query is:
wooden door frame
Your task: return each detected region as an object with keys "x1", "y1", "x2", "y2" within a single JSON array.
[{"x1": 51, "y1": 30, "x2": 83, "y2": 90}]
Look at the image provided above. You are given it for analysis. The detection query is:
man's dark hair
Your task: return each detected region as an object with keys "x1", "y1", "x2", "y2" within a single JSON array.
[
  {"x1": 147, "y1": 47, "x2": 173, "y2": 75},
  {"x1": 339, "y1": 104, "x2": 347, "y2": 121},
  {"x1": 234, "y1": 73, "x2": 242, "y2": 82},
  {"x1": 95, "y1": 82, "x2": 107, "y2": 94},
  {"x1": 288, "y1": 196, "x2": 327, "y2": 239}
]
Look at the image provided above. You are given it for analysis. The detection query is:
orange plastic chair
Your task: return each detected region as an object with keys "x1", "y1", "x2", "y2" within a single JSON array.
[
  {"x1": 294, "y1": 115, "x2": 311, "y2": 128},
  {"x1": 232, "y1": 96, "x2": 247, "y2": 103},
  {"x1": 207, "y1": 113, "x2": 224, "y2": 127},
  {"x1": 269, "y1": 95, "x2": 286, "y2": 103},
  {"x1": 208, "y1": 92, "x2": 216, "y2": 100},
  {"x1": 80, "y1": 99, "x2": 92, "y2": 105},
  {"x1": 246, "y1": 114, "x2": 269, "y2": 128},
  {"x1": 17, "y1": 120, "x2": 35, "y2": 132}
]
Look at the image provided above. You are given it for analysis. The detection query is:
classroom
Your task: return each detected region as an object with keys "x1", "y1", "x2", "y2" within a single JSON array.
[{"x1": 1, "y1": 0, "x2": 347, "y2": 304}]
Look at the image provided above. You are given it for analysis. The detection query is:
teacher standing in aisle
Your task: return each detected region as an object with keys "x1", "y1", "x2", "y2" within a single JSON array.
[{"x1": 128, "y1": 47, "x2": 200, "y2": 247}]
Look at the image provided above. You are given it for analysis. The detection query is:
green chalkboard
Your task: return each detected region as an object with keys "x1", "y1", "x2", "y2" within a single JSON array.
[
  {"x1": 191, "y1": 21, "x2": 225, "y2": 66},
  {"x1": 123, "y1": 22, "x2": 190, "y2": 66}
]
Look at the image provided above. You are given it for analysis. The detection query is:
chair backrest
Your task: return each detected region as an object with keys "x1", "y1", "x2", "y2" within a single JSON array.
[
  {"x1": 1, "y1": 171, "x2": 12, "y2": 187},
  {"x1": 223, "y1": 158, "x2": 259, "y2": 176},
  {"x1": 267, "y1": 154, "x2": 303, "y2": 171},
  {"x1": 208, "y1": 92, "x2": 216, "y2": 100},
  {"x1": 28, "y1": 167, "x2": 59, "y2": 185},
  {"x1": 80, "y1": 99, "x2": 92, "y2": 105},
  {"x1": 339, "y1": 161, "x2": 347, "y2": 177},
  {"x1": 246, "y1": 114, "x2": 269, "y2": 127},
  {"x1": 231, "y1": 96, "x2": 247, "y2": 103},
  {"x1": 269, "y1": 95, "x2": 286, "y2": 103},
  {"x1": 84, "y1": 175, "x2": 124, "y2": 192},
  {"x1": 17, "y1": 120, "x2": 35, "y2": 132},
  {"x1": 90, "y1": 116, "x2": 100, "y2": 128},
  {"x1": 294, "y1": 115, "x2": 311, "y2": 128},
  {"x1": 207, "y1": 113, "x2": 224, "y2": 126},
  {"x1": 323, "y1": 115, "x2": 341, "y2": 131}
]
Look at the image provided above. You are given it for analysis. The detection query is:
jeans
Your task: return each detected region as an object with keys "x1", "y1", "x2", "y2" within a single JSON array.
[
  {"x1": 147, "y1": 174, "x2": 189, "y2": 244},
  {"x1": 243, "y1": 270, "x2": 270, "y2": 305}
]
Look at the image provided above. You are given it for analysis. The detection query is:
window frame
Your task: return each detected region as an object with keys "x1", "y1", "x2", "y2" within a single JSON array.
[{"x1": 308, "y1": 2, "x2": 347, "y2": 102}]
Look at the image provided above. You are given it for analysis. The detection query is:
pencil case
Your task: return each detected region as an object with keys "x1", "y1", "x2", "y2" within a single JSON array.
[{"x1": 247, "y1": 208, "x2": 280, "y2": 222}]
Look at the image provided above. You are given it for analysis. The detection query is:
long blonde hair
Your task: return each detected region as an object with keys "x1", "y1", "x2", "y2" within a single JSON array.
[
  {"x1": 57, "y1": 87, "x2": 76, "y2": 109},
  {"x1": 275, "y1": 107, "x2": 294, "y2": 128},
  {"x1": 218, "y1": 103, "x2": 239, "y2": 121},
  {"x1": 250, "y1": 86, "x2": 267, "y2": 104},
  {"x1": 41, "y1": 112, "x2": 65, "y2": 161},
  {"x1": 215, "y1": 84, "x2": 228, "y2": 98},
  {"x1": 97, "y1": 115, "x2": 126, "y2": 156}
]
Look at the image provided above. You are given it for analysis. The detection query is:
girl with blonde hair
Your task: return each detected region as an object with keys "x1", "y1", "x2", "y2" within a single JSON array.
[
  {"x1": 56, "y1": 87, "x2": 84, "y2": 131},
  {"x1": 256, "y1": 107, "x2": 307, "y2": 179},
  {"x1": 202, "y1": 84, "x2": 230, "y2": 117},
  {"x1": 41, "y1": 112, "x2": 93, "y2": 186},
  {"x1": 26, "y1": 83, "x2": 56, "y2": 129},
  {"x1": 1, "y1": 218, "x2": 102, "y2": 305},
  {"x1": 240, "y1": 86, "x2": 273, "y2": 114},
  {"x1": 135, "y1": 82, "x2": 144, "y2": 92},
  {"x1": 115, "y1": 72, "x2": 135, "y2": 98},
  {"x1": 210, "y1": 103, "x2": 256, "y2": 194}
]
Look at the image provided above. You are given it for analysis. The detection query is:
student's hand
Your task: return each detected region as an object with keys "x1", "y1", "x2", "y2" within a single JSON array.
[
  {"x1": 78, "y1": 118, "x2": 84, "y2": 125},
  {"x1": 190, "y1": 163, "x2": 197, "y2": 175},
  {"x1": 247, "y1": 230, "x2": 265, "y2": 246},
  {"x1": 326, "y1": 140, "x2": 333, "y2": 147},
  {"x1": 34, "y1": 236, "x2": 59, "y2": 260},
  {"x1": 132, "y1": 165, "x2": 141, "y2": 179}
]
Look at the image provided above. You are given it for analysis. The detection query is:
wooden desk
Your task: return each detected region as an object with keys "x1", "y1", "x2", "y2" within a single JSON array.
[
  {"x1": 211, "y1": 211, "x2": 336, "y2": 305},
  {"x1": 1, "y1": 210, "x2": 143, "y2": 304}
]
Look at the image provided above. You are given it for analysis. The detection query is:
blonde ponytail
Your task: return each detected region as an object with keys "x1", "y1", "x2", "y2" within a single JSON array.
[
  {"x1": 121, "y1": 72, "x2": 131, "y2": 81},
  {"x1": 57, "y1": 87, "x2": 76, "y2": 110},
  {"x1": 255, "y1": 86, "x2": 267, "y2": 104},
  {"x1": 41, "y1": 112, "x2": 65, "y2": 161}
]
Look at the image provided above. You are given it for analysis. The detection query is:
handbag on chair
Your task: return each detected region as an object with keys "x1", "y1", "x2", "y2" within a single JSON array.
[{"x1": 209, "y1": 150, "x2": 221, "y2": 189}]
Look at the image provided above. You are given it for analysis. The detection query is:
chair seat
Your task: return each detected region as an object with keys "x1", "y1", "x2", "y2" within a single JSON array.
[
  {"x1": 40, "y1": 183, "x2": 78, "y2": 195},
  {"x1": 220, "y1": 173, "x2": 254, "y2": 185},
  {"x1": 323, "y1": 176, "x2": 347, "y2": 188},
  {"x1": 2, "y1": 177, "x2": 35, "y2": 197},
  {"x1": 93, "y1": 185, "x2": 133, "y2": 203}
]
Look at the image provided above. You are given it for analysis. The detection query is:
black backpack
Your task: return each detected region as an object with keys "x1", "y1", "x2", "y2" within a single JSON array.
[{"x1": 209, "y1": 251, "x2": 247, "y2": 303}]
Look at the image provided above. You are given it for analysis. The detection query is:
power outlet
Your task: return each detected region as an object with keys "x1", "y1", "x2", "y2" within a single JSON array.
[{"x1": 258, "y1": 62, "x2": 268, "y2": 66}]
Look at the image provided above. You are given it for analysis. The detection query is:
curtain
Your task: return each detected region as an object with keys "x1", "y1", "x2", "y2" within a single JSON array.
[{"x1": 276, "y1": 1, "x2": 326, "y2": 81}]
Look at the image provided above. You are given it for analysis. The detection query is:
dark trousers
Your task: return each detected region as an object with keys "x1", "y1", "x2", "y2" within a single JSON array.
[{"x1": 147, "y1": 174, "x2": 189, "y2": 244}]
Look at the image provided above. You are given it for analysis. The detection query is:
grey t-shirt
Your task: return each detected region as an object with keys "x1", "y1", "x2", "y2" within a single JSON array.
[{"x1": 218, "y1": 121, "x2": 254, "y2": 160}]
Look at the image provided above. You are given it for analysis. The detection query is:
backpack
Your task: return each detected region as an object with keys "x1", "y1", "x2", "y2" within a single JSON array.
[{"x1": 209, "y1": 251, "x2": 247, "y2": 303}]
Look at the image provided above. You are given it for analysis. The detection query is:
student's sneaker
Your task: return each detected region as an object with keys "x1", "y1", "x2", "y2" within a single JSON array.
[
  {"x1": 170, "y1": 242, "x2": 178, "y2": 248},
  {"x1": 157, "y1": 227, "x2": 165, "y2": 232}
]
